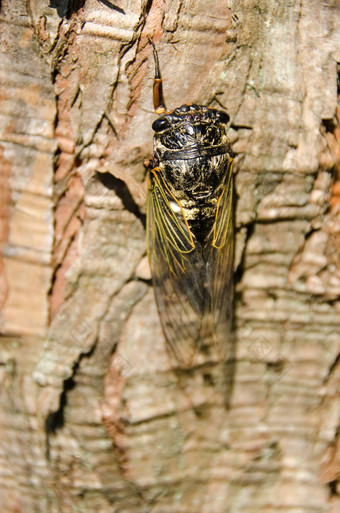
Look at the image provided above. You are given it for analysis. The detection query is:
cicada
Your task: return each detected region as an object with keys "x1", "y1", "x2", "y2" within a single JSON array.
[{"x1": 146, "y1": 42, "x2": 234, "y2": 366}]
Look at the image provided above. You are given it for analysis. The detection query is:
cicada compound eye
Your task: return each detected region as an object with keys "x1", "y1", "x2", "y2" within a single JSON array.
[
  {"x1": 152, "y1": 117, "x2": 170, "y2": 132},
  {"x1": 216, "y1": 111, "x2": 230, "y2": 124}
]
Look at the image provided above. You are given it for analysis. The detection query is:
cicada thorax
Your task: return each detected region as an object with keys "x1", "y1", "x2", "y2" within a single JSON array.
[
  {"x1": 147, "y1": 102, "x2": 234, "y2": 366},
  {"x1": 158, "y1": 155, "x2": 230, "y2": 243}
]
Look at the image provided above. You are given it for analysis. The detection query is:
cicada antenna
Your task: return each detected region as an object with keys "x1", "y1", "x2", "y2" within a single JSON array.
[{"x1": 148, "y1": 38, "x2": 167, "y2": 115}]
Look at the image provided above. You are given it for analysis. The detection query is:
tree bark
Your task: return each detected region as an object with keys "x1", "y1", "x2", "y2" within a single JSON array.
[{"x1": 0, "y1": 0, "x2": 339, "y2": 512}]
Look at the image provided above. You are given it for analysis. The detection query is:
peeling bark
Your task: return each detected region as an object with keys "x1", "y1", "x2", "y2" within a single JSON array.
[{"x1": 0, "y1": 1, "x2": 340, "y2": 512}]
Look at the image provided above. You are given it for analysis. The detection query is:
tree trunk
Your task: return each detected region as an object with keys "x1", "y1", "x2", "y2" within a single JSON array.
[{"x1": 0, "y1": 1, "x2": 339, "y2": 511}]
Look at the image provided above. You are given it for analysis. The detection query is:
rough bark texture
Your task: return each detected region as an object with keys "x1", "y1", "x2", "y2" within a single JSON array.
[{"x1": 0, "y1": 0, "x2": 340, "y2": 512}]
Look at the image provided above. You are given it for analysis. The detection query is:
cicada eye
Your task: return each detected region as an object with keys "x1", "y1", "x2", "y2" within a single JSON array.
[
  {"x1": 216, "y1": 111, "x2": 230, "y2": 124},
  {"x1": 152, "y1": 117, "x2": 170, "y2": 132}
]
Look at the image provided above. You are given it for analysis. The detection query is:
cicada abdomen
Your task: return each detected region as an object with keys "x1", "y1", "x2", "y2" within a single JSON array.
[{"x1": 146, "y1": 44, "x2": 234, "y2": 366}]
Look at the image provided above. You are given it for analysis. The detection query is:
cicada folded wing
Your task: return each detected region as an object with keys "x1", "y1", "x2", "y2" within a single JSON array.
[
  {"x1": 147, "y1": 169, "x2": 208, "y2": 365},
  {"x1": 208, "y1": 162, "x2": 234, "y2": 360}
]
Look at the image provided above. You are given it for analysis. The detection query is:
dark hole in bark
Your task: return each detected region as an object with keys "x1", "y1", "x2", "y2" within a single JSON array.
[
  {"x1": 45, "y1": 376, "x2": 76, "y2": 433},
  {"x1": 322, "y1": 118, "x2": 337, "y2": 134}
]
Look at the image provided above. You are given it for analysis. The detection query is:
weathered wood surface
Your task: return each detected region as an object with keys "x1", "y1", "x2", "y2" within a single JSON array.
[{"x1": 0, "y1": 0, "x2": 339, "y2": 511}]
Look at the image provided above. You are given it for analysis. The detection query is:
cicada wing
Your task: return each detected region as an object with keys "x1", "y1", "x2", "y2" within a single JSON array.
[
  {"x1": 147, "y1": 171, "x2": 207, "y2": 366},
  {"x1": 208, "y1": 163, "x2": 234, "y2": 360}
]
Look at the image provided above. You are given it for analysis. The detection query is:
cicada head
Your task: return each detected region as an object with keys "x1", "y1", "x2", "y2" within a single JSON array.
[{"x1": 152, "y1": 104, "x2": 230, "y2": 159}]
